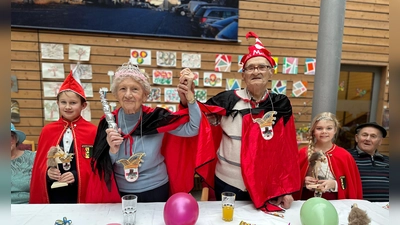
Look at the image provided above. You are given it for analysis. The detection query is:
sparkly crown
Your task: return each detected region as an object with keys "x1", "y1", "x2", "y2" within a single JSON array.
[{"x1": 115, "y1": 61, "x2": 148, "y2": 82}]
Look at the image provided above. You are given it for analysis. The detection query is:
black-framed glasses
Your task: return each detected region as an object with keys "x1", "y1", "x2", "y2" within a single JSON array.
[{"x1": 244, "y1": 64, "x2": 272, "y2": 73}]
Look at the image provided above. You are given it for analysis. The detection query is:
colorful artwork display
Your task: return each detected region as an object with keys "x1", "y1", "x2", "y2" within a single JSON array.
[
  {"x1": 157, "y1": 51, "x2": 176, "y2": 67},
  {"x1": 82, "y1": 83, "x2": 93, "y2": 97},
  {"x1": 11, "y1": 99, "x2": 20, "y2": 123},
  {"x1": 153, "y1": 70, "x2": 173, "y2": 85},
  {"x1": 69, "y1": 44, "x2": 90, "y2": 61},
  {"x1": 157, "y1": 104, "x2": 177, "y2": 112},
  {"x1": 272, "y1": 57, "x2": 279, "y2": 74},
  {"x1": 41, "y1": 43, "x2": 64, "y2": 60},
  {"x1": 42, "y1": 63, "x2": 65, "y2": 78},
  {"x1": 70, "y1": 64, "x2": 93, "y2": 79},
  {"x1": 304, "y1": 58, "x2": 316, "y2": 75},
  {"x1": 44, "y1": 100, "x2": 59, "y2": 121},
  {"x1": 11, "y1": 75, "x2": 18, "y2": 92},
  {"x1": 43, "y1": 82, "x2": 63, "y2": 97},
  {"x1": 237, "y1": 55, "x2": 243, "y2": 72},
  {"x1": 148, "y1": 88, "x2": 162, "y2": 102},
  {"x1": 204, "y1": 72, "x2": 222, "y2": 87},
  {"x1": 192, "y1": 72, "x2": 200, "y2": 86},
  {"x1": 226, "y1": 79, "x2": 241, "y2": 90},
  {"x1": 271, "y1": 80, "x2": 287, "y2": 95},
  {"x1": 292, "y1": 81, "x2": 308, "y2": 97},
  {"x1": 130, "y1": 49, "x2": 151, "y2": 65},
  {"x1": 164, "y1": 88, "x2": 180, "y2": 103},
  {"x1": 81, "y1": 101, "x2": 91, "y2": 121},
  {"x1": 182, "y1": 53, "x2": 201, "y2": 68},
  {"x1": 215, "y1": 54, "x2": 232, "y2": 72},
  {"x1": 282, "y1": 57, "x2": 298, "y2": 74},
  {"x1": 194, "y1": 89, "x2": 207, "y2": 103}
]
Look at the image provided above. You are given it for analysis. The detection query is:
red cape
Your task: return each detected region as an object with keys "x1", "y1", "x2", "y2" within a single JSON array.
[
  {"x1": 85, "y1": 105, "x2": 217, "y2": 203},
  {"x1": 197, "y1": 91, "x2": 301, "y2": 211},
  {"x1": 29, "y1": 116, "x2": 97, "y2": 203},
  {"x1": 293, "y1": 145, "x2": 363, "y2": 200}
]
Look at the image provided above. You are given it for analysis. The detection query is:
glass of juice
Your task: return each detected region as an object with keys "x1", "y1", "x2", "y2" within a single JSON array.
[{"x1": 221, "y1": 192, "x2": 236, "y2": 221}]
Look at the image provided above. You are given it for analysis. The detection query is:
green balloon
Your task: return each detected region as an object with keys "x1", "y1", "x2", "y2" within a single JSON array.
[{"x1": 300, "y1": 197, "x2": 339, "y2": 225}]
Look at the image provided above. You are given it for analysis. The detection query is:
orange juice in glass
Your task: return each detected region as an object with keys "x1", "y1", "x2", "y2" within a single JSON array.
[{"x1": 221, "y1": 192, "x2": 236, "y2": 221}]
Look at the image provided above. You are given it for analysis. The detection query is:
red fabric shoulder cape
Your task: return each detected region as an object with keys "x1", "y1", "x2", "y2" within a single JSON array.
[
  {"x1": 29, "y1": 117, "x2": 97, "y2": 203},
  {"x1": 293, "y1": 145, "x2": 363, "y2": 200},
  {"x1": 85, "y1": 106, "x2": 217, "y2": 203}
]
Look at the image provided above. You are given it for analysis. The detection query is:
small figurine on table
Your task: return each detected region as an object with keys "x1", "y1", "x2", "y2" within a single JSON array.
[
  {"x1": 47, "y1": 146, "x2": 75, "y2": 189},
  {"x1": 348, "y1": 203, "x2": 371, "y2": 225}
]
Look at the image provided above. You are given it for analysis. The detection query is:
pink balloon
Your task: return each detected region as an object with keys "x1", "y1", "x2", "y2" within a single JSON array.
[{"x1": 163, "y1": 192, "x2": 199, "y2": 225}]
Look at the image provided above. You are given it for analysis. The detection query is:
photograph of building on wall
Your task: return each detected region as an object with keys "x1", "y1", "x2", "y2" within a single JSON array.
[{"x1": 11, "y1": 0, "x2": 239, "y2": 41}]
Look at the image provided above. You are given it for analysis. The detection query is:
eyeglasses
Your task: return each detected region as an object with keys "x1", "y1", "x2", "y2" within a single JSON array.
[
  {"x1": 359, "y1": 133, "x2": 381, "y2": 140},
  {"x1": 244, "y1": 64, "x2": 272, "y2": 73}
]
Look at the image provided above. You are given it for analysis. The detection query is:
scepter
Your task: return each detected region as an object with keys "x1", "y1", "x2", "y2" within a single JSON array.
[{"x1": 99, "y1": 88, "x2": 118, "y2": 131}]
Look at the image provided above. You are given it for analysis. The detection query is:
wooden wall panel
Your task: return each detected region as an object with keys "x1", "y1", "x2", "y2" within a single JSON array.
[{"x1": 11, "y1": 0, "x2": 388, "y2": 152}]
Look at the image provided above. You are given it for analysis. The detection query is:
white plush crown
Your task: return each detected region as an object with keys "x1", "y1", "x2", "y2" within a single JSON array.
[{"x1": 115, "y1": 61, "x2": 148, "y2": 81}]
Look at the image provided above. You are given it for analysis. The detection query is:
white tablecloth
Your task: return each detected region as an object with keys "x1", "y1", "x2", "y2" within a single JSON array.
[{"x1": 11, "y1": 200, "x2": 389, "y2": 225}]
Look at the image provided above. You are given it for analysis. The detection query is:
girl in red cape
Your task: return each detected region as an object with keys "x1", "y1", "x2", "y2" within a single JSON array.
[{"x1": 293, "y1": 112, "x2": 363, "y2": 200}]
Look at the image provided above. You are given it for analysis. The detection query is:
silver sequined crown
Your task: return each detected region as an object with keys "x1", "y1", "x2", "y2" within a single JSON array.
[{"x1": 115, "y1": 61, "x2": 148, "y2": 81}]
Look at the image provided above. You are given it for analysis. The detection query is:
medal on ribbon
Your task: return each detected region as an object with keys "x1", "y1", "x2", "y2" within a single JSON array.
[
  {"x1": 253, "y1": 111, "x2": 277, "y2": 140},
  {"x1": 118, "y1": 152, "x2": 146, "y2": 182}
]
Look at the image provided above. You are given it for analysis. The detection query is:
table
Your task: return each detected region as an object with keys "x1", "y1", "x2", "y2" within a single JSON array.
[{"x1": 11, "y1": 200, "x2": 388, "y2": 225}]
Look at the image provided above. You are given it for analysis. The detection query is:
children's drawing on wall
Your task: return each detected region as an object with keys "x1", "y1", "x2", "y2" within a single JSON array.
[
  {"x1": 44, "y1": 100, "x2": 59, "y2": 121},
  {"x1": 147, "y1": 88, "x2": 162, "y2": 102},
  {"x1": 130, "y1": 49, "x2": 151, "y2": 65},
  {"x1": 382, "y1": 108, "x2": 389, "y2": 130},
  {"x1": 157, "y1": 104, "x2": 177, "y2": 112},
  {"x1": 43, "y1": 82, "x2": 63, "y2": 97},
  {"x1": 81, "y1": 101, "x2": 91, "y2": 121},
  {"x1": 182, "y1": 53, "x2": 201, "y2": 68},
  {"x1": 226, "y1": 78, "x2": 241, "y2": 90},
  {"x1": 70, "y1": 64, "x2": 93, "y2": 79},
  {"x1": 338, "y1": 81, "x2": 345, "y2": 91},
  {"x1": 237, "y1": 55, "x2": 243, "y2": 72},
  {"x1": 215, "y1": 54, "x2": 231, "y2": 72},
  {"x1": 292, "y1": 80, "x2": 308, "y2": 97},
  {"x1": 82, "y1": 83, "x2": 93, "y2": 97},
  {"x1": 41, "y1": 43, "x2": 64, "y2": 60},
  {"x1": 304, "y1": 58, "x2": 316, "y2": 75},
  {"x1": 143, "y1": 103, "x2": 152, "y2": 108},
  {"x1": 271, "y1": 80, "x2": 287, "y2": 95},
  {"x1": 204, "y1": 72, "x2": 222, "y2": 87},
  {"x1": 69, "y1": 44, "x2": 91, "y2": 61},
  {"x1": 42, "y1": 63, "x2": 65, "y2": 78},
  {"x1": 164, "y1": 88, "x2": 180, "y2": 103},
  {"x1": 157, "y1": 51, "x2": 176, "y2": 67},
  {"x1": 272, "y1": 57, "x2": 279, "y2": 74},
  {"x1": 282, "y1": 57, "x2": 298, "y2": 74},
  {"x1": 11, "y1": 99, "x2": 20, "y2": 123},
  {"x1": 194, "y1": 89, "x2": 207, "y2": 103},
  {"x1": 192, "y1": 72, "x2": 199, "y2": 86},
  {"x1": 11, "y1": 75, "x2": 18, "y2": 92},
  {"x1": 153, "y1": 70, "x2": 173, "y2": 85}
]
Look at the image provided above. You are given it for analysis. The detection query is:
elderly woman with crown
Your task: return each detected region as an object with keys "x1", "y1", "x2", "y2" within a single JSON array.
[
  {"x1": 86, "y1": 61, "x2": 215, "y2": 203},
  {"x1": 179, "y1": 31, "x2": 301, "y2": 211}
]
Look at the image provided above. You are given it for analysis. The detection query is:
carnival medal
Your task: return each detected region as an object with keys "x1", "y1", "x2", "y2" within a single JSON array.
[{"x1": 118, "y1": 152, "x2": 146, "y2": 182}]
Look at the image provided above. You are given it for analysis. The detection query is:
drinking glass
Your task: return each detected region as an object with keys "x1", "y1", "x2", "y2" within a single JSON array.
[
  {"x1": 122, "y1": 194, "x2": 137, "y2": 225},
  {"x1": 221, "y1": 192, "x2": 236, "y2": 222}
]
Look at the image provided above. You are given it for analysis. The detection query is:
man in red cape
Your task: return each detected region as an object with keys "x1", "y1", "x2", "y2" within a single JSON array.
[{"x1": 179, "y1": 31, "x2": 301, "y2": 212}]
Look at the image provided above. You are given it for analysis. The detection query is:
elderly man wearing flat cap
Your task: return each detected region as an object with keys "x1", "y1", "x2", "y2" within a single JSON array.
[{"x1": 348, "y1": 122, "x2": 389, "y2": 202}]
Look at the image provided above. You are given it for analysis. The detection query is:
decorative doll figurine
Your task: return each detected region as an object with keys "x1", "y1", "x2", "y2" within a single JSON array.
[{"x1": 47, "y1": 146, "x2": 74, "y2": 189}]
